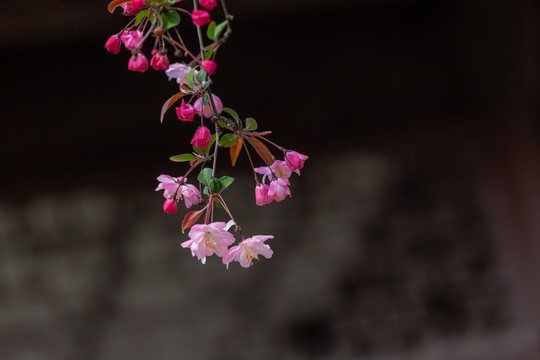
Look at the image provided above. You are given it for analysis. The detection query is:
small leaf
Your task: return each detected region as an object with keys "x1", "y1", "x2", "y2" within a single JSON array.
[
  {"x1": 230, "y1": 135, "x2": 244, "y2": 166},
  {"x1": 206, "y1": 21, "x2": 216, "y2": 40},
  {"x1": 181, "y1": 83, "x2": 193, "y2": 92},
  {"x1": 203, "y1": 81, "x2": 211, "y2": 89},
  {"x1": 214, "y1": 20, "x2": 228, "y2": 39},
  {"x1": 220, "y1": 133, "x2": 237, "y2": 147},
  {"x1": 247, "y1": 136, "x2": 275, "y2": 166},
  {"x1": 134, "y1": 9, "x2": 149, "y2": 26},
  {"x1": 208, "y1": 177, "x2": 223, "y2": 193},
  {"x1": 182, "y1": 209, "x2": 206, "y2": 232},
  {"x1": 204, "y1": 48, "x2": 214, "y2": 60},
  {"x1": 218, "y1": 120, "x2": 233, "y2": 131},
  {"x1": 161, "y1": 10, "x2": 180, "y2": 30},
  {"x1": 245, "y1": 118, "x2": 257, "y2": 131},
  {"x1": 198, "y1": 168, "x2": 213, "y2": 186},
  {"x1": 222, "y1": 108, "x2": 240, "y2": 122},
  {"x1": 160, "y1": 93, "x2": 185, "y2": 123},
  {"x1": 193, "y1": 145, "x2": 203, "y2": 155},
  {"x1": 169, "y1": 153, "x2": 197, "y2": 162},
  {"x1": 108, "y1": 0, "x2": 129, "y2": 13},
  {"x1": 218, "y1": 176, "x2": 234, "y2": 190},
  {"x1": 196, "y1": 70, "x2": 207, "y2": 83},
  {"x1": 203, "y1": 93, "x2": 209, "y2": 106},
  {"x1": 188, "y1": 68, "x2": 196, "y2": 83}
]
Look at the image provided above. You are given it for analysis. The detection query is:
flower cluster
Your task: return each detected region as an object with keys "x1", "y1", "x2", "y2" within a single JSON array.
[{"x1": 106, "y1": 0, "x2": 307, "y2": 268}]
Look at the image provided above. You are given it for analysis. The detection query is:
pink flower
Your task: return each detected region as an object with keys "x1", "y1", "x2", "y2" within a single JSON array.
[
  {"x1": 255, "y1": 160, "x2": 292, "y2": 183},
  {"x1": 163, "y1": 199, "x2": 177, "y2": 214},
  {"x1": 268, "y1": 178, "x2": 291, "y2": 202},
  {"x1": 223, "y1": 235, "x2": 274, "y2": 269},
  {"x1": 285, "y1": 151, "x2": 308, "y2": 175},
  {"x1": 175, "y1": 99, "x2": 199, "y2": 122},
  {"x1": 201, "y1": 60, "x2": 217, "y2": 75},
  {"x1": 150, "y1": 52, "x2": 169, "y2": 70},
  {"x1": 105, "y1": 35, "x2": 121, "y2": 54},
  {"x1": 155, "y1": 175, "x2": 201, "y2": 208},
  {"x1": 255, "y1": 184, "x2": 272, "y2": 206},
  {"x1": 181, "y1": 222, "x2": 236, "y2": 264},
  {"x1": 122, "y1": 0, "x2": 145, "y2": 14},
  {"x1": 192, "y1": 10, "x2": 211, "y2": 26},
  {"x1": 166, "y1": 63, "x2": 197, "y2": 86},
  {"x1": 199, "y1": 0, "x2": 217, "y2": 11},
  {"x1": 128, "y1": 53, "x2": 149, "y2": 73},
  {"x1": 191, "y1": 126, "x2": 212, "y2": 149},
  {"x1": 121, "y1": 30, "x2": 143, "y2": 51},
  {"x1": 194, "y1": 94, "x2": 223, "y2": 118}
]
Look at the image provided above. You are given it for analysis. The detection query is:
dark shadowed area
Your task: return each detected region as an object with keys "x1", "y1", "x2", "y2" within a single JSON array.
[{"x1": 1, "y1": 0, "x2": 540, "y2": 359}]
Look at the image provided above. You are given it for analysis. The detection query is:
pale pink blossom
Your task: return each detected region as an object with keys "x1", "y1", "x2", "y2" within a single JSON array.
[
  {"x1": 255, "y1": 160, "x2": 292, "y2": 183},
  {"x1": 268, "y1": 178, "x2": 291, "y2": 202},
  {"x1": 128, "y1": 53, "x2": 149, "y2": 73},
  {"x1": 163, "y1": 199, "x2": 177, "y2": 214},
  {"x1": 175, "y1": 99, "x2": 199, "y2": 122},
  {"x1": 150, "y1": 52, "x2": 169, "y2": 70},
  {"x1": 194, "y1": 94, "x2": 223, "y2": 118},
  {"x1": 121, "y1": 30, "x2": 143, "y2": 51},
  {"x1": 255, "y1": 184, "x2": 272, "y2": 206},
  {"x1": 199, "y1": 0, "x2": 217, "y2": 11},
  {"x1": 201, "y1": 59, "x2": 217, "y2": 75},
  {"x1": 191, "y1": 126, "x2": 212, "y2": 149},
  {"x1": 285, "y1": 151, "x2": 308, "y2": 175},
  {"x1": 105, "y1": 35, "x2": 121, "y2": 54},
  {"x1": 155, "y1": 175, "x2": 201, "y2": 208},
  {"x1": 181, "y1": 222, "x2": 236, "y2": 264},
  {"x1": 192, "y1": 10, "x2": 211, "y2": 26},
  {"x1": 223, "y1": 235, "x2": 274, "y2": 269},
  {"x1": 166, "y1": 63, "x2": 196, "y2": 85}
]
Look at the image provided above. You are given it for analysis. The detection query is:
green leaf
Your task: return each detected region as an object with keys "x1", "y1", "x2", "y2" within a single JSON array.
[
  {"x1": 245, "y1": 117, "x2": 257, "y2": 131},
  {"x1": 204, "y1": 48, "x2": 214, "y2": 60},
  {"x1": 220, "y1": 133, "x2": 237, "y2": 147},
  {"x1": 161, "y1": 10, "x2": 180, "y2": 30},
  {"x1": 222, "y1": 108, "x2": 240, "y2": 122},
  {"x1": 203, "y1": 186, "x2": 209, "y2": 195},
  {"x1": 203, "y1": 81, "x2": 211, "y2": 90},
  {"x1": 169, "y1": 153, "x2": 197, "y2": 162},
  {"x1": 188, "y1": 68, "x2": 196, "y2": 83},
  {"x1": 218, "y1": 176, "x2": 234, "y2": 190},
  {"x1": 206, "y1": 21, "x2": 216, "y2": 40},
  {"x1": 203, "y1": 93, "x2": 209, "y2": 106},
  {"x1": 208, "y1": 177, "x2": 223, "y2": 193},
  {"x1": 214, "y1": 20, "x2": 228, "y2": 40},
  {"x1": 196, "y1": 70, "x2": 207, "y2": 83},
  {"x1": 218, "y1": 120, "x2": 233, "y2": 131},
  {"x1": 134, "y1": 9, "x2": 148, "y2": 26},
  {"x1": 198, "y1": 168, "x2": 212, "y2": 186}
]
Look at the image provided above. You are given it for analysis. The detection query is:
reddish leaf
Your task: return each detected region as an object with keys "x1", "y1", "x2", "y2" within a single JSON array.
[
  {"x1": 181, "y1": 208, "x2": 206, "y2": 232},
  {"x1": 181, "y1": 83, "x2": 192, "y2": 92},
  {"x1": 160, "y1": 93, "x2": 185, "y2": 123},
  {"x1": 246, "y1": 136, "x2": 275, "y2": 166},
  {"x1": 108, "y1": 0, "x2": 130, "y2": 13},
  {"x1": 229, "y1": 135, "x2": 243, "y2": 166}
]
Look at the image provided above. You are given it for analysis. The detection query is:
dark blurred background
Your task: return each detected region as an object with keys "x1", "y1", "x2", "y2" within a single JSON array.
[{"x1": 1, "y1": 0, "x2": 540, "y2": 359}]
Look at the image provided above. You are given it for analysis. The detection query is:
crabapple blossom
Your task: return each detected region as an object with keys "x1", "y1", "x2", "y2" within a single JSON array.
[
  {"x1": 285, "y1": 151, "x2": 309, "y2": 175},
  {"x1": 156, "y1": 175, "x2": 184, "y2": 199},
  {"x1": 201, "y1": 60, "x2": 217, "y2": 75},
  {"x1": 121, "y1": 30, "x2": 143, "y2": 51},
  {"x1": 268, "y1": 177, "x2": 291, "y2": 202},
  {"x1": 175, "y1": 99, "x2": 199, "y2": 122},
  {"x1": 181, "y1": 222, "x2": 236, "y2": 264},
  {"x1": 150, "y1": 52, "x2": 169, "y2": 70},
  {"x1": 128, "y1": 53, "x2": 149, "y2": 73},
  {"x1": 122, "y1": 0, "x2": 145, "y2": 15},
  {"x1": 255, "y1": 160, "x2": 292, "y2": 183},
  {"x1": 105, "y1": 35, "x2": 121, "y2": 54},
  {"x1": 191, "y1": 126, "x2": 212, "y2": 149},
  {"x1": 163, "y1": 199, "x2": 177, "y2": 214},
  {"x1": 255, "y1": 184, "x2": 272, "y2": 206},
  {"x1": 199, "y1": 0, "x2": 217, "y2": 11},
  {"x1": 223, "y1": 235, "x2": 274, "y2": 269},
  {"x1": 194, "y1": 94, "x2": 223, "y2": 118},
  {"x1": 192, "y1": 10, "x2": 211, "y2": 26},
  {"x1": 166, "y1": 63, "x2": 197, "y2": 86},
  {"x1": 179, "y1": 183, "x2": 201, "y2": 208}
]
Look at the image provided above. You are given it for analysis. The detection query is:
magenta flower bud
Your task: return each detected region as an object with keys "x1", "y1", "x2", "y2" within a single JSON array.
[
  {"x1": 199, "y1": 0, "x2": 217, "y2": 11},
  {"x1": 121, "y1": 30, "x2": 144, "y2": 51},
  {"x1": 163, "y1": 199, "x2": 177, "y2": 214},
  {"x1": 150, "y1": 52, "x2": 170, "y2": 70},
  {"x1": 191, "y1": 126, "x2": 212, "y2": 149},
  {"x1": 128, "y1": 53, "x2": 149, "y2": 73},
  {"x1": 255, "y1": 184, "x2": 272, "y2": 206},
  {"x1": 122, "y1": 0, "x2": 145, "y2": 14},
  {"x1": 105, "y1": 35, "x2": 121, "y2": 54},
  {"x1": 201, "y1": 60, "x2": 217, "y2": 75},
  {"x1": 285, "y1": 151, "x2": 309, "y2": 175},
  {"x1": 175, "y1": 99, "x2": 199, "y2": 122},
  {"x1": 192, "y1": 10, "x2": 211, "y2": 26}
]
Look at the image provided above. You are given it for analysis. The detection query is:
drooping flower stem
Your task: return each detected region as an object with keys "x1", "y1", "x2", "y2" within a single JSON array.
[{"x1": 242, "y1": 139, "x2": 260, "y2": 184}]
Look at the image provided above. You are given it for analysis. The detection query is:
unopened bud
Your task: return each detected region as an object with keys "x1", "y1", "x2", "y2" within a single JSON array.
[{"x1": 153, "y1": 27, "x2": 165, "y2": 37}]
